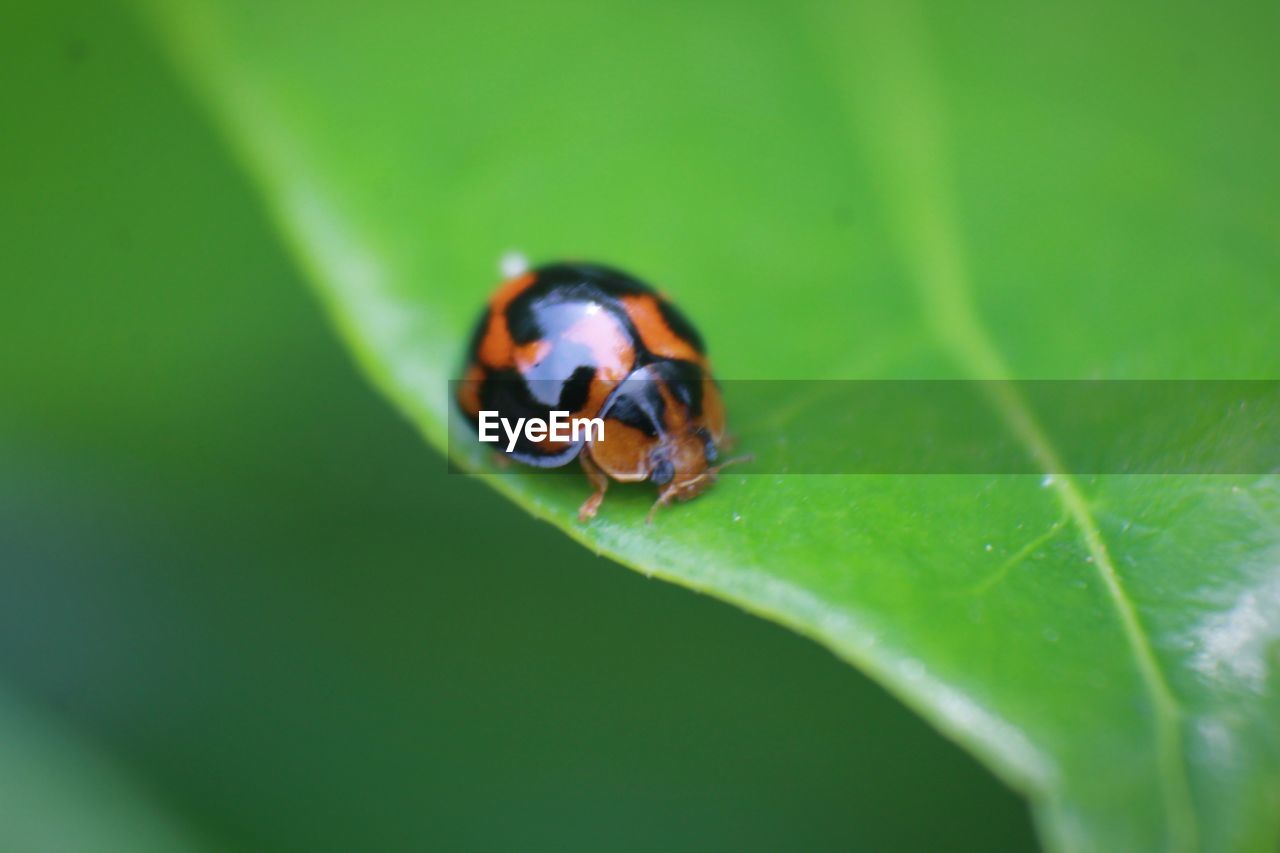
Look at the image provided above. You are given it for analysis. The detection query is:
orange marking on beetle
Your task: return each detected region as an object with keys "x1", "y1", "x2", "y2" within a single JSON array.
[
  {"x1": 621, "y1": 294, "x2": 704, "y2": 364},
  {"x1": 477, "y1": 311, "x2": 514, "y2": 368},
  {"x1": 580, "y1": 376, "x2": 618, "y2": 425},
  {"x1": 700, "y1": 377, "x2": 727, "y2": 441},
  {"x1": 513, "y1": 339, "x2": 551, "y2": 373},
  {"x1": 457, "y1": 363, "x2": 486, "y2": 416},
  {"x1": 489, "y1": 271, "x2": 537, "y2": 311}
]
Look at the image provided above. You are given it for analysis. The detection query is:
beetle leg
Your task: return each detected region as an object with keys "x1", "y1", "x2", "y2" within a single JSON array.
[
  {"x1": 578, "y1": 451, "x2": 609, "y2": 522},
  {"x1": 645, "y1": 493, "x2": 672, "y2": 525}
]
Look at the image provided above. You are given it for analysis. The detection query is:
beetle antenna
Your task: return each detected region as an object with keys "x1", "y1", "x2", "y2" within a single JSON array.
[{"x1": 710, "y1": 453, "x2": 754, "y2": 477}]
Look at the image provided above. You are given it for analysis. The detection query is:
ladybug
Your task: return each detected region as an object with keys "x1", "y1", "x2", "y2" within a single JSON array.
[{"x1": 457, "y1": 261, "x2": 746, "y2": 522}]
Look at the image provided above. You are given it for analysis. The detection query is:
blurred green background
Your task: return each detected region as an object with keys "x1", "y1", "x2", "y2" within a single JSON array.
[{"x1": 0, "y1": 1, "x2": 1036, "y2": 849}]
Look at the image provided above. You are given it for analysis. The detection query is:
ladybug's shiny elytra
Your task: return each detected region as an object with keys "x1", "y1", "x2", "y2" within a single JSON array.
[{"x1": 457, "y1": 261, "x2": 743, "y2": 521}]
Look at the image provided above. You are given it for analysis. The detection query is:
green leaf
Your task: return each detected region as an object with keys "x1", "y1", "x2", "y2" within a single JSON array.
[
  {"x1": 0, "y1": 687, "x2": 208, "y2": 851},
  {"x1": 137, "y1": 0, "x2": 1280, "y2": 849}
]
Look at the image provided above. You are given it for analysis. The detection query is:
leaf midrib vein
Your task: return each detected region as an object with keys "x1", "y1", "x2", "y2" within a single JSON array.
[{"x1": 825, "y1": 3, "x2": 1199, "y2": 848}]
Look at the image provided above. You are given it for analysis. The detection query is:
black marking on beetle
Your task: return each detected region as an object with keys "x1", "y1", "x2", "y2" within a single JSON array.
[
  {"x1": 559, "y1": 365, "x2": 595, "y2": 415},
  {"x1": 506, "y1": 263, "x2": 656, "y2": 355},
  {"x1": 650, "y1": 359, "x2": 705, "y2": 418},
  {"x1": 602, "y1": 384, "x2": 664, "y2": 438},
  {"x1": 476, "y1": 369, "x2": 585, "y2": 467}
]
